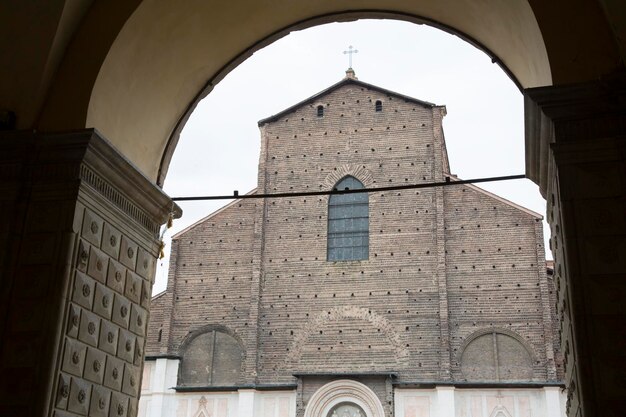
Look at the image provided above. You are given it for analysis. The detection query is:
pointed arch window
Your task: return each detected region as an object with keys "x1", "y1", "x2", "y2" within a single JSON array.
[
  {"x1": 327, "y1": 176, "x2": 369, "y2": 261},
  {"x1": 375, "y1": 100, "x2": 383, "y2": 112},
  {"x1": 317, "y1": 105, "x2": 324, "y2": 117}
]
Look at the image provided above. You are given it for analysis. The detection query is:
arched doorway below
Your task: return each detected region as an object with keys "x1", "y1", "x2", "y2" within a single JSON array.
[
  {"x1": 304, "y1": 380, "x2": 385, "y2": 417},
  {"x1": 327, "y1": 402, "x2": 367, "y2": 417}
]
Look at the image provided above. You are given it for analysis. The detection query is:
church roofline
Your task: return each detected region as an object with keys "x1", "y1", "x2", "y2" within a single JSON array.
[
  {"x1": 151, "y1": 290, "x2": 167, "y2": 301},
  {"x1": 447, "y1": 174, "x2": 543, "y2": 219},
  {"x1": 171, "y1": 188, "x2": 258, "y2": 239},
  {"x1": 258, "y1": 78, "x2": 439, "y2": 126}
]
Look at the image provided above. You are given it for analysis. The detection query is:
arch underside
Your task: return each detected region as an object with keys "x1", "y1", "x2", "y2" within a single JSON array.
[
  {"x1": 6, "y1": 1, "x2": 625, "y2": 185},
  {"x1": 85, "y1": 1, "x2": 552, "y2": 183}
]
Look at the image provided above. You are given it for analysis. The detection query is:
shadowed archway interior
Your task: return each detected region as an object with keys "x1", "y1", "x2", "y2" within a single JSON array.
[{"x1": 1, "y1": 2, "x2": 625, "y2": 417}]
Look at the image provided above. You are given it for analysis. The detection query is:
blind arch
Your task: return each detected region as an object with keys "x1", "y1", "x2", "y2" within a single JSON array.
[
  {"x1": 460, "y1": 330, "x2": 534, "y2": 381},
  {"x1": 179, "y1": 328, "x2": 243, "y2": 387}
]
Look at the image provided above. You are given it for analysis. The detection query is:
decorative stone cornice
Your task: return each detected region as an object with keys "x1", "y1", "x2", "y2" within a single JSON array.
[
  {"x1": 524, "y1": 74, "x2": 626, "y2": 197},
  {"x1": 0, "y1": 129, "x2": 181, "y2": 235}
]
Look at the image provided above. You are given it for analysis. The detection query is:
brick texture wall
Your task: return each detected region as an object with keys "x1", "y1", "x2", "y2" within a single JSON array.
[{"x1": 146, "y1": 79, "x2": 560, "y2": 391}]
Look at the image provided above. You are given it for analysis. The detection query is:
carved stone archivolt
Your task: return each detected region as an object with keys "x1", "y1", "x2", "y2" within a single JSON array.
[
  {"x1": 287, "y1": 306, "x2": 409, "y2": 367},
  {"x1": 322, "y1": 164, "x2": 374, "y2": 191},
  {"x1": 304, "y1": 379, "x2": 384, "y2": 417}
]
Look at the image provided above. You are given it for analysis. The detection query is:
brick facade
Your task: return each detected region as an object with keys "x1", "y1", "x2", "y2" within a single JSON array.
[{"x1": 145, "y1": 78, "x2": 561, "y2": 401}]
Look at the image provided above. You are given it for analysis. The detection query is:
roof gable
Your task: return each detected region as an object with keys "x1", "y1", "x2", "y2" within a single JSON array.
[
  {"x1": 258, "y1": 78, "x2": 438, "y2": 126},
  {"x1": 447, "y1": 175, "x2": 543, "y2": 219},
  {"x1": 172, "y1": 188, "x2": 257, "y2": 239}
]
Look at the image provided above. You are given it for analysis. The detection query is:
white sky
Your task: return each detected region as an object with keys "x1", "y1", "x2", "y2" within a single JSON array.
[{"x1": 155, "y1": 20, "x2": 549, "y2": 294}]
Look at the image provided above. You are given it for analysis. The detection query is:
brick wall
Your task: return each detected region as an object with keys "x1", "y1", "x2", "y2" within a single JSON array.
[
  {"x1": 443, "y1": 183, "x2": 554, "y2": 380},
  {"x1": 145, "y1": 80, "x2": 559, "y2": 390},
  {"x1": 147, "y1": 198, "x2": 258, "y2": 383},
  {"x1": 256, "y1": 83, "x2": 446, "y2": 384}
]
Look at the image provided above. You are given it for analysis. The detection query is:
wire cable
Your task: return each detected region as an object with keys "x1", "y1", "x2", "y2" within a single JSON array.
[{"x1": 171, "y1": 174, "x2": 526, "y2": 201}]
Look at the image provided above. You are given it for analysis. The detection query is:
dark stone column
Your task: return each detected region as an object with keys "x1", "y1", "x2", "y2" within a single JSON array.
[
  {"x1": 525, "y1": 77, "x2": 626, "y2": 417},
  {"x1": 0, "y1": 130, "x2": 180, "y2": 417}
]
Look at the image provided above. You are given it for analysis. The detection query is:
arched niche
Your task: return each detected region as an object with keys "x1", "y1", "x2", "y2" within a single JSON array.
[
  {"x1": 304, "y1": 380, "x2": 385, "y2": 417},
  {"x1": 178, "y1": 326, "x2": 244, "y2": 387},
  {"x1": 460, "y1": 329, "x2": 535, "y2": 382}
]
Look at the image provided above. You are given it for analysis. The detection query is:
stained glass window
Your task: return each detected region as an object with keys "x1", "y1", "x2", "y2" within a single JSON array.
[{"x1": 327, "y1": 176, "x2": 369, "y2": 261}]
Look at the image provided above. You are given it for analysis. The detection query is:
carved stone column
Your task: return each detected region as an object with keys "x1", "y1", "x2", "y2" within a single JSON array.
[
  {"x1": 525, "y1": 76, "x2": 626, "y2": 417},
  {"x1": 0, "y1": 130, "x2": 180, "y2": 417}
]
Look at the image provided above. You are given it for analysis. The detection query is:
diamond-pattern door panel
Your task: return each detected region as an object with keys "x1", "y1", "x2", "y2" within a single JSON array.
[
  {"x1": 88, "y1": 246, "x2": 109, "y2": 283},
  {"x1": 78, "y1": 309, "x2": 101, "y2": 347},
  {"x1": 129, "y1": 304, "x2": 147, "y2": 337},
  {"x1": 73, "y1": 271, "x2": 95, "y2": 310},
  {"x1": 84, "y1": 347, "x2": 107, "y2": 384},
  {"x1": 0, "y1": 131, "x2": 172, "y2": 417},
  {"x1": 53, "y1": 199, "x2": 160, "y2": 417},
  {"x1": 55, "y1": 373, "x2": 71, "y2": 410},
  {"x1": 62, "y1": 339, "x2": 87, "y2": 377},
  {"x1": 121, "y1": 363, "x2": 140, "y2": 397},
  {"x1": 117, "y1": 329, "x2": 136, "y2": 363},
  {"x1": 110, "y1": 392, "x2": 129, "y2": 417},
  {"x1": 112, "y1": 294, "x2": 131, "y2": 329},
  {"x1": 119, "y1": 236, "x2": 138, "y2": 270},
  {"x1": 104, "y1": 356, "x2": 124, "y2": 392},
  {"x1": 102, "y1": 223, "x2": 121, "y2": 259},
  {"x1": 81, "y1": 209, "x2": 104, "y2": 247},
  {"x1": 94, "y1": 283, "x2": 114, "y2": 320},
  {"x1": 67, "y1": 377, "x2": 91, "y2": 415},
  {"x1": 99, "y1": 320, "x2": 120, "y2": 356},
  {"x1": 124, "y1": 271, "x2": 142, "y2": 304},
  {"x1": 107, "y1": 259, "x2": 126, "y2": 294},
  {"x1": 89, "y1": 385, "x2": 111, "y2": 417},
  {"x1": 67, "y1": 304, "x2": 81, "y2": 339}
]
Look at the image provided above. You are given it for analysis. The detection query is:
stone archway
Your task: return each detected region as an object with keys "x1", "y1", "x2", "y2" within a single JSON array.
[
  {"x1": 2, "y1": 3, "x2": 626, "y2": 417},
  {"x1": 304, "y1": 380, "x2": 385, "y2": 417},
  {"x1": 82, "y1": 2, "x2": 553, "y2": 183}
]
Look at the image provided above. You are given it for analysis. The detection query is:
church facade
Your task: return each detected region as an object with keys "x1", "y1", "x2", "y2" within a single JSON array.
[{"x1": 139, "y1": 73, "x2": 565, "y2": 417}]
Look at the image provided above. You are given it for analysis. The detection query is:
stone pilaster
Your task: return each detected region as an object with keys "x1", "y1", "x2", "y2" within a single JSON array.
[
  {"x1": 525, "y1": 76, "x2": 626, "y2": 417},
  {"x1": 249, "y1": 124, "x2": 270, "y2": 384},
  {"x1": 0, "y1": 129, "x2": 180, "y2": 417},
  {"x1": 432, "y1": 106, "x2": 452, "y2": 381}
]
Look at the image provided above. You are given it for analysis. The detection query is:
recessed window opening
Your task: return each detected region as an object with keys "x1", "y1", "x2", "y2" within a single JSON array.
[
  {"x1": 327, "y1": 176, "x2": 369, "y2": 261},
  {"x1": 317, "y1": 105, "x2": 324, "y2": 117},
  {"x1": 375, "y1": 100, "x2": 383, "y2": 112}
]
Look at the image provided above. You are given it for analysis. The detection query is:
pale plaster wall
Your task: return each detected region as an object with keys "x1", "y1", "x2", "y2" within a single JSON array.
[
  {"x1": 395, "y1": 387, "x2": 566, "y2": 417},
  {"x1": 140, "y1": 359, "x2": 296, "y2": 417},
  {"x1": 140, "y1": 360, "x2": 565, "y2": 417}
]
